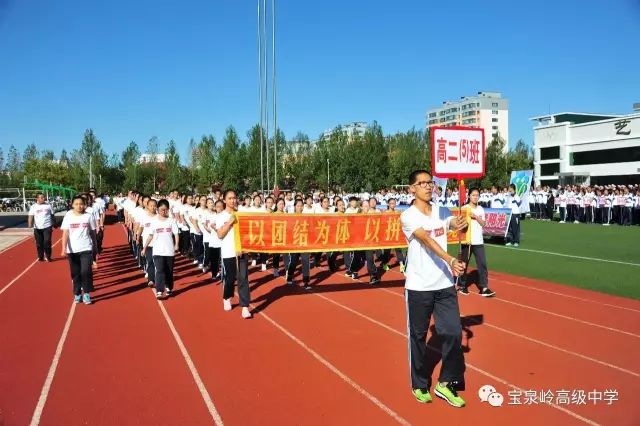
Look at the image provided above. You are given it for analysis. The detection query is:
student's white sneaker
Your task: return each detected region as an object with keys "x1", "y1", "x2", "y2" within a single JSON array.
[
  {"x1": 241, "y1": 307, "x2": 252, "y2": 319},
  {"x1": 223, "y1": 299, "x2": 232, "y2": 311},
  {"x1": 193, "y1": 260, "x2": 199, "y2": 265},
  {"x1": 505, "y1": 242, "x2": 512, "y2": 247},
  {"x1": 603, "y1": 223, "x2": 610, "y2": 226},
  {"x1": 573, "y1": 220, "x2": 579, "y2": 224},
  {"x1": 559, "y1": 221, "x2": 565, "y2": 224},
  {"x1": 514, "y1": 243, "x2": 519, "y2": 247},
  {"x1": 261, "y1": 264, "x2": 267, "y2": 272},
  {"x1": 251, "y1": 259, "x2": 257, "y2": 267}
]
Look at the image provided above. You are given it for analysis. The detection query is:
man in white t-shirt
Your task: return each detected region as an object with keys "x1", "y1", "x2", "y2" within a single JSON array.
[
  {"x1": 215, "y1": 190, "x2": 252, "y2": 319},
  {"x1": 28, "y1": 192, "x2": 55, "y2": 261},
  {"x1": 400, "y1": 169, "x2": 467, "y2": 408}
]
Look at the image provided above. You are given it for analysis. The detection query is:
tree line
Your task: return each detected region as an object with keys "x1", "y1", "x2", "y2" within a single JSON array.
[{"x1": 0, "y1": 124, "x2": 532, "y2": 195}]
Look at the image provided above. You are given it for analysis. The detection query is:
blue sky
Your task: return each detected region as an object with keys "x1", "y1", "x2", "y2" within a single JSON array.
[{"x1": 1, "y1": 0, "x2": 639, "y2": 161}]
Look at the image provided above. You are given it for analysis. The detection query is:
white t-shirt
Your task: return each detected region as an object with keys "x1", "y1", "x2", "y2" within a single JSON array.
[
  {"x1": 345, "y1": 207, "x2": 359, "y2": 214},
  {"x1": 199, "y1": 208, "x2": 212, "y2": 243},
  {"x1": 61, "y1": 212, "x2": 96, "y2": 254},
  {"x1": 150, "y1": 217, "x2": 179, "y2": 257},
  {"x1": 215, "y1": 210, "x2": 236, "y2": 259},
  {"x1": 302, "y1": 205, "x2": 315, "y2": 214},
  {"x1": 133, "y1": 206, "x2": 145, "y2": 225},
  {"x1": 207, "y1": 211, "x2": 222, "y2": 248},
  {"x1": 400, "y1": 205, "x2": 454, "y2": 292},
  {"x1": 29, "y1": 202, "x2": 53, "y2": 229},
  {"x1": 140, "y1": 212, "x2": 157, "y2": 247},
  {"x1": 468, "y1": 205, "x2": 485, "y2": 246}
]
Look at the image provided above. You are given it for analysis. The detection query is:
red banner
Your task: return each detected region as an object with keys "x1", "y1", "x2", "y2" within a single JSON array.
[{"x1": 232, "y1": 211, "x2": 470, "y2": 253}]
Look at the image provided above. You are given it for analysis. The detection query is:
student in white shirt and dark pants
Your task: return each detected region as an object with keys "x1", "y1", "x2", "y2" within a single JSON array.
[
  {"x1": 60, "y1": 195, "x2": 97, "y2": 305},
  {"x1": 505, "y1": 184, "x2": 521, "y2": 247},
  {"x1": 216, "y1": 190, "x2": 252, "y2": 319},
  {"x1": 28, "y1": 192, "x2": 54, "y2": 262},
  {"x1": 142, "y1": 199, "x2": 179, "y2": 298},
  {"x1": 400, "y1": 170, "x2": 467, "y2": 408},
  {"x1": 458, "y1": 188, "x2": 495, "y2": 297}
]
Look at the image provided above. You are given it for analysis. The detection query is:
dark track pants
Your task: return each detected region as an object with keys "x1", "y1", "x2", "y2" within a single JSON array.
[
  {"x1": 222, "y1": 255, "x2": 250, "y2": 307},
  {"x1": 34, "y1": 226, "x2": 52, "y2": 260},
  {"x1": 406, "y1": 287, "x2": 465, "y2": 389},
  {"x1": 68, "y1": 251, "x2": 94, "y2": 295},
  {"x1": 154, "y1": 255, "x2": 174, "y2": 292},
  {"x1": 459, "y1": 244, "x2": 488, "y2": 289}
]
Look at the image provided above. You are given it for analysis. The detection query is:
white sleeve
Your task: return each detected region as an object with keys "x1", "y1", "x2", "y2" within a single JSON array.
[{"x1": 61, "y1": 215, "x2": 70, "y2": 230}]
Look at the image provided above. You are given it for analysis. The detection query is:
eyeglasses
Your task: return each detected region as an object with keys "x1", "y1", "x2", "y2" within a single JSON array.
[{"x1": 413, "y1": 180, "x2": 435, "y2": 188}]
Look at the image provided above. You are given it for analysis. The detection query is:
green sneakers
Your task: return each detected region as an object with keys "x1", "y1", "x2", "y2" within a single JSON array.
[
  {"x1": 434, "y1": 382, "x2": 466, "y2": 408},
  {"x1": 412, "y1": 388, "x2": 432, "y2": 403}
]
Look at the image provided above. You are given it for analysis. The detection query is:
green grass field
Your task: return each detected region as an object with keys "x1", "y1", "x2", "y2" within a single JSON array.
[{"x1": 470, "y1": 220, "x2": 639, "y2": 300}]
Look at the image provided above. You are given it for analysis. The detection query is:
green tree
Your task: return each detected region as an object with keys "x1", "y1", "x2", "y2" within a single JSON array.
[
  {"x1": 7, "y1": 145, "x2": 22, "y2": 184},
  {"x1": 506, "y1": 139, "x2": 533, "y2": 173},
  {"x1": 480, "y1": 134, "x2": 508, "y2": 188},
  {"x1": 23, "y1": 144, "x2": 39, "y2": 163},
  {"x1": 192, "y1": 135, "x2": 218, "y2": 192},
  {"x1": 164, "y1": 140, "x2": 184, "y2": 191},
  {"x1": 217, "y1": 126, "x2": 243, "y2": 190},
  {"x1": 121, "y1": 141, "x2": 141, "y2": 191}
]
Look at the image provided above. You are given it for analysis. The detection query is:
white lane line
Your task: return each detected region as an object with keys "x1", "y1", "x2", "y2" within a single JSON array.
[
  {"x1": 378, "y1": 287, "x2": 639, "y2": 377},
  {"x1": 385, "y1": 268, "x2": 640, "y2": 339},
  {"x1": 29, "y1": 303, "x2": 76, "y2": 426},
  {"x1": 0, "y1": 238, "x2": 62, "y2": 296},
  {"x1": 252, "y1": 304, "x2": 411, "y2": 426},
  {"x1": 486, "y1": 244, "x2": 640, "y2": 267},
  {"x1": 313, "y1": 288, "x2": 599, "y2": 426},
  {"x1": 470, "y1": 292, "x2": 640, "y2": 339},
  {"x1": 156, "y1": 299, "x2": 224, "y2": 426},
  {"x1": 490, "y1": 276, "x2": 640, "y2": 314},
  {"x1": 0, "y1": 236, "x2": 30, "y2": 254}
]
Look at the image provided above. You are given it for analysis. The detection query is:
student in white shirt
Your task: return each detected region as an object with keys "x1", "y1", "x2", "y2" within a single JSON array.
[
  {"x1": 379, "y1": 198, "x2": 406, "y2": 273},
  {"x1": 28, "y1": 192, "x2": 55, "y2": 262},
  {"x1": 198, "y1": 198, "x2": 216, "y2": 274},
  {"x1": 216, "y1": 190, "x2": 252, "y2": 319},
  {"x1": 188, "y1": 196, "x2": 206, "y2": 268},
  {"x1": 285, "y1": 199, "x2": 312, "y2": 289},
  {"x1": 400, "y1": 169, "x2": 467, "y2": 407},
  {"x1": 61, "y1": 195, "x2": 97, "y2": 305},
  {"x1": 205, "y1": 200, "x2": 224, "y2": 281},
  {"x1": 137, "y1": 198, "x2": 157, "y2": 287},
  {"x1": 505, "y1": 184, "x2": 521, "y2": 247},
  {"x1": 558, "y1": 190, "x2": 567, "y2": 223},
  {"x1": 458, "y1": 188, "x2": 495, "y2": 297},
  {"x1": 313, "y1": 197, "x2": 338, "y2": 273},
  {"x1": 142, "y1": 199, "x2": 179, "y2": 299},
  {"x1": 270, "y1": 198, "x2": 288, "y2": 277}
]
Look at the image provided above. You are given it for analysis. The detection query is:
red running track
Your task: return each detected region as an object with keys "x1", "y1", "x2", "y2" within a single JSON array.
[{"x1": 0, "y1": 220, "x2": 638, "y2": 425}]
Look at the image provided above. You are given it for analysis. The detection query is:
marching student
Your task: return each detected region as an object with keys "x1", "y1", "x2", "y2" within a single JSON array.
[
  {"x1": 216, "y1": 189, "x2": 252, "y2": 319},
  {"x1": 401, "y1": 169, "x2": 467, "y2": 407},
  {"x1": 457, "y1": 188, "x2": 495, "y2": 297},
  {"x1": 188, "y1": 195, "x2": 206, "y2": 268},
  {"x1": 505, "y1": 184, "x2": 521, "y2": 247},
  {"x1": 576, "y1": 189, "x2": 585, "y2": 224},
  {"x1": 138, "y1": 198, "x2": 158, "y2": 287},
  {"x1": 623, "y1": 188, "x2": 634, "y2": 226},
  {"x1": 61, "y1": 195, "x2": 97, "y2": 305},
  {"x1": 313, "y1": 197, "x2": 337, "y2": 272},
  {"x1": 198, "y1": 197, "x2": 213, "y2": 273},
  {"x1": 348, "y1": 198, "x2": 380, "y2": 285},
  {"x1": 286, "y1": 199, "x2": 312, "y2": 289},
  {"x1": 206, "y1": 200, "x2": 224, "y2": 281},
  {"x1": 142, "y1": 199, "x2": 179, "y2": 299},
  {"x1": 380, "y1": 197, "x2": 406, "y2": 273},
  {"x1": 343, "y1": 197, "x2": 360, "y2": 278},
  {"x1": 28, "y1": 192, "x2": 55, "y2": 262},
  {"x1": 271, "y1": 198, "x2": 287, "y2": 277},
  {"x1": 179, "y1": 194, "x2": 193, "y2": 258}
]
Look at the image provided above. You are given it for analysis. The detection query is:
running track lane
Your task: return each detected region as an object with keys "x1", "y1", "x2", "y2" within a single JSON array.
[
  {"x1": 238, "y1": 267, "x2": 593, "y2": 425},
  {"x1": 0, "y1": 239, "x2": 72, "y2": 425},
  {"x1": 155, "y1": 261, "x2": 406, "y2": 424},
  {"x1": 384, "y1": 269, "x2": 640, "y2": 375},
  {"x1": 0, "y1": 229, "x2": 62, "y2": 290},
  {"x1": 335, "y1": 269, "x2": 637, "y2": 425},
  {"x1": 32, "y1": 227, "x2": 215, "y2": 425}
]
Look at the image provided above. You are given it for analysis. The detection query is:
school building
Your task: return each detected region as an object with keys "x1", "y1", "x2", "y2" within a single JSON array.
[{"x1": 530, "y1": 107, "x2": 640, "y2": 187}]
